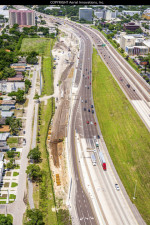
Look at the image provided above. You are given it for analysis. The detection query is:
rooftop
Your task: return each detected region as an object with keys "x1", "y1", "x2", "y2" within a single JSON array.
[
  {"x1": 0, "y1": 125, "x2": 10, "y2": 133},
  {"x1": 1, "y1": 100, "x2": 16, "y2": 105},
  {"x1": 1, "y1": 111, "x2": 14, "y2": 117},
  {"x1": 0, "y1": 132, "x2": 10, "y2": 141},
  {"x1": 7, "y1": 77, "x2": 24, "y2": 82}
]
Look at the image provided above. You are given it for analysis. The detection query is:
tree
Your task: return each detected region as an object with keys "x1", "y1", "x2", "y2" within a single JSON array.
[
  {"x1": 27, "y1": 146, "x2": 41, "y2": 163},
  {"x1": 2, "y1": 67, "x2": 16, "y2": 79},
  {"x1": 26, "y1": 209, "x2": 45, "y2": 225},
  {"x1": 26, "y1": 164, "x2": 42, "y2": 182},
  {"x1": 8, "y1": 89, "x2": 25, "y2": 103},
  {"x1": 7, "y1": 151, "x2": 15, "y2": 158},
  {"x1": 25, "y1": 79, "x2": 31, "y2": 93},
  {"x1": 7, "y1": 161, "x2": 15, "y2": 169},
  {"x1": 5, "y1": 116, "x2": 22, "y2": 135},
  {"x1": 0, "y1": 214, "x2": 13, "y2": 225}
]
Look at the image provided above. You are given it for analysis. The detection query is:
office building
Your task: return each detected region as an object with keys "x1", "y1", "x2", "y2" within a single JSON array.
[
  {"x1": 9, "y1": 9, "x2": 35, "y2": 27},
  {"x1": 94, "y1": 11, "x2": 104, "y2": 19},
  {"x1": 123, "y1": 22, "x2": 140, "y2": 31},
  {"x1": 79, "y1": 8, "x2": 93, "y2": 22},
  {"x1": 122, "y1": 11, "x2": 141, "y2": 16},
  {"x1": 126, "y1": 46, "x2": 148, "y2": 56},
  {"x1": 104, "y1": 10, "x2": 112, "y2": 20}
]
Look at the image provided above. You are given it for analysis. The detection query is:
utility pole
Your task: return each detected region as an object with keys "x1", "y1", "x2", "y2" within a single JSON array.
[{"x1": 133, "y1": 180, "x2": 137, "y2": 200}]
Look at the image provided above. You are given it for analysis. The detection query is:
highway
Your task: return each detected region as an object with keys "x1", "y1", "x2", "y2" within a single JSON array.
[{"x1": 54, "y1": 18, "x2": 147, "y2": 224}]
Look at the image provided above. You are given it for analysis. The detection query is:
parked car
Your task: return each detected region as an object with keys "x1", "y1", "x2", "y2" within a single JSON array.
[
  {"x1": 84, "y1": 108, "x2": 86, "y2": 111},
  {"x1": 86, "y1": 121, "x2": 89, "y2": 124},
  {"x1": 11, "y1": 147, "x2": 16, "y2": 151}
]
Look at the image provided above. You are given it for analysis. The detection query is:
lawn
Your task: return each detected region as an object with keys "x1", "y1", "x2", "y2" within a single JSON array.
[
  {"x1": 13, "y1": 172, "x2": 19, "y2": 176},
  {"x1": 92, "y1": 48, "x2": 150, "y2": 224},
  {"x1": 36, "y1": 98, "x2": 57, "y2": 225},
  {"x1": 7, "y1": 137, "x2": 18, "y2": 144},
  {"x1": 11, "y1": 182, "x2": 18, "y2": 188},
  {"x1": 20, "y1": 37, "x2": 55, "y2": 97},
  {"x1": 20, "y1": 38, "x2": 51, "y2": 55}
]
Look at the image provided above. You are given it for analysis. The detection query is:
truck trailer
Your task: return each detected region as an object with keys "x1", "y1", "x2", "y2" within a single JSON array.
[
  {"x1": 91, "y1": 153, "x2": 96, "y2": 166},
  {"x1": 98, "y1": 151, "x2": 106, "y2": 170}
]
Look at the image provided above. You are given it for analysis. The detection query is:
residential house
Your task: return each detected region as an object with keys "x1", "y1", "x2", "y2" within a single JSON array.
[
  {"x1": 0, "y1": 80, "x2": 25, "y2": 93},
  {"x1": 1, "y1": 111, "x2": 14, "y2": 117},
  {"x1": 0, "y1": 133, "x2": 10, "y2": 142},
  {"x1": 0, "y1": 125, "x2": 10, "y2": 133}
]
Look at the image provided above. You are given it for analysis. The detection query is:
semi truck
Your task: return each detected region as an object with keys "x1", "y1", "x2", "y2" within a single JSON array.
[
  {"x1": 91, "y1": 153, "x2": 96, "y2": 166},
  {"x1": 98, "y1": 151, "x2": 106, "y2": 170}
]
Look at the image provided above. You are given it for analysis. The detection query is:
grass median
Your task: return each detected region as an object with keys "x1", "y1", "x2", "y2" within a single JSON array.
[{"x1": 92, "y1": 47, "x2": 150, "y2": 224}]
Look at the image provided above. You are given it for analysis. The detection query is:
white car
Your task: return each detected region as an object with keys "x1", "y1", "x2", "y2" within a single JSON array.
[{"x1": 115, "y1": 184, "x2": 120, "y2": 191}]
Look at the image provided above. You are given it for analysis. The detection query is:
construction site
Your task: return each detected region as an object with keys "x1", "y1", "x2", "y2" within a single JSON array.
[{"x1": 46, "y1": 28, "x2": 79, "y2": 208}]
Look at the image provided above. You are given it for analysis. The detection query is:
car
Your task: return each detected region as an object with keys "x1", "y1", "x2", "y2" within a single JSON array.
[
  {"x1": 94, "y1": 122, "x2": 96, "y2": 126},
  {"x1": 90, "y1": 82, "x2": 91, "y2": 85},
  {"x1": 90, "y1": 121, "x2": 93, "y2": 125},
  {"x1": 88, "y1": 87, "x2": 89, "y2": 89},
  {"x1": 81, "y1": 100, "x2": 83, "y2": 103},
  {"x1": 97, "y1": 135, "x2": 100, "y2": 139},
  {"x1": 84, "y1": 108, "x2": 86, "y2": 111},
  {"x1": 91, "y1": 105, "x2": 93, "y2": 108},
  {"x1": 88, "y1": 109, "x2": 90, "y2": 112},
  {"x1": 85, "y1": 100, "x2": 87, "y2": 103},
  {"x1": 85, "y1": 85, "x2": 87, "y2": 88},
  {"x1": 23, "y1": 131, "x2": 25, "y2": 134},
  {"x1": 120, "y1": 77, "x2": 123, "y2": 81},
  {"x1": 115, "y1": 184, "x2": 120, "y2": 191},
  {"x1": 86, "y1": 121, "x2": 89, "y2": 124},
  {"x1": 127, "y1": 84, "x2": 130, "y2": 88},
  {"x1": 11, "y1": 147, "x2": 16, "y2": 151},
  {"x1": 92, "y1": 110, "x2": 94, "y2": 114},
  {"x1": 93, "y1": 149, "x2": 96, "y2": 153}
]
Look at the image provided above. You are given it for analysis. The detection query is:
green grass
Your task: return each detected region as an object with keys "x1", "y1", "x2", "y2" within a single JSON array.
[
  {"x1": 20, "y1": 38, "x2": 51, "y2": 55},
  {"x1": 9, "y1": 194, "x2": 16, "y2": 199},
  {"x1": 92, "y1": 48, "x2": 150, "y2": 225},
  {"x1": 20, "y1": 37, "x2": 55, "y2": 97},
  {"x1": 37, "y1": 98, "x2": 57, "y2": 225},
  {"x1": 11, "y1": 182, "x2": 18, "y2": 188},
  {"x1": 7, "y1": 137, "x2": 18, "y2": 144},
  {"x1": 13, "y1": 172, "x2": 19, "y2": 176},
  {"x1": 42, "y1": 56, "x2": 53, "y2": 96}
]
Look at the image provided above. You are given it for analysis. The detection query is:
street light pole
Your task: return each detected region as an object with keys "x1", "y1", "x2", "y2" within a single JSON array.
[{"x1": 133, "y1": 180, "x2": 137, "y2": 200}]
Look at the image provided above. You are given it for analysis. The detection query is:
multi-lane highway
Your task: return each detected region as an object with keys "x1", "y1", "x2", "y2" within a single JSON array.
[{"x1": 55, "y1": 18, "x2": 147, "y2": 225}]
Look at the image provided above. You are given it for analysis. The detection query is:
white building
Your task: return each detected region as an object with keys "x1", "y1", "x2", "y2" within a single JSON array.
[
  {"x1": 143, "y1": 39, "x2": 150, "y2": 52},
  {"x1": 104, "y1": 10, "x2": 112, "y2": 20},
  {"x1": 94, "y1": 11, "x2": 104, "y2": 19},
  {"x1": 122, "y1": 11, "x2": 141, "y2": 16},
  {"x1": 44, "y1": 6, "x2": 60, "y2": 10},
  {"x1": 0, "y1": 81, "x2": 25, "y2": 93},
  {"x1": 79, "y1": 8, "x2": 93, "y2": 22},
  {"x1": 120, "y1": 34, "x2": 136, "y2": 50}
]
